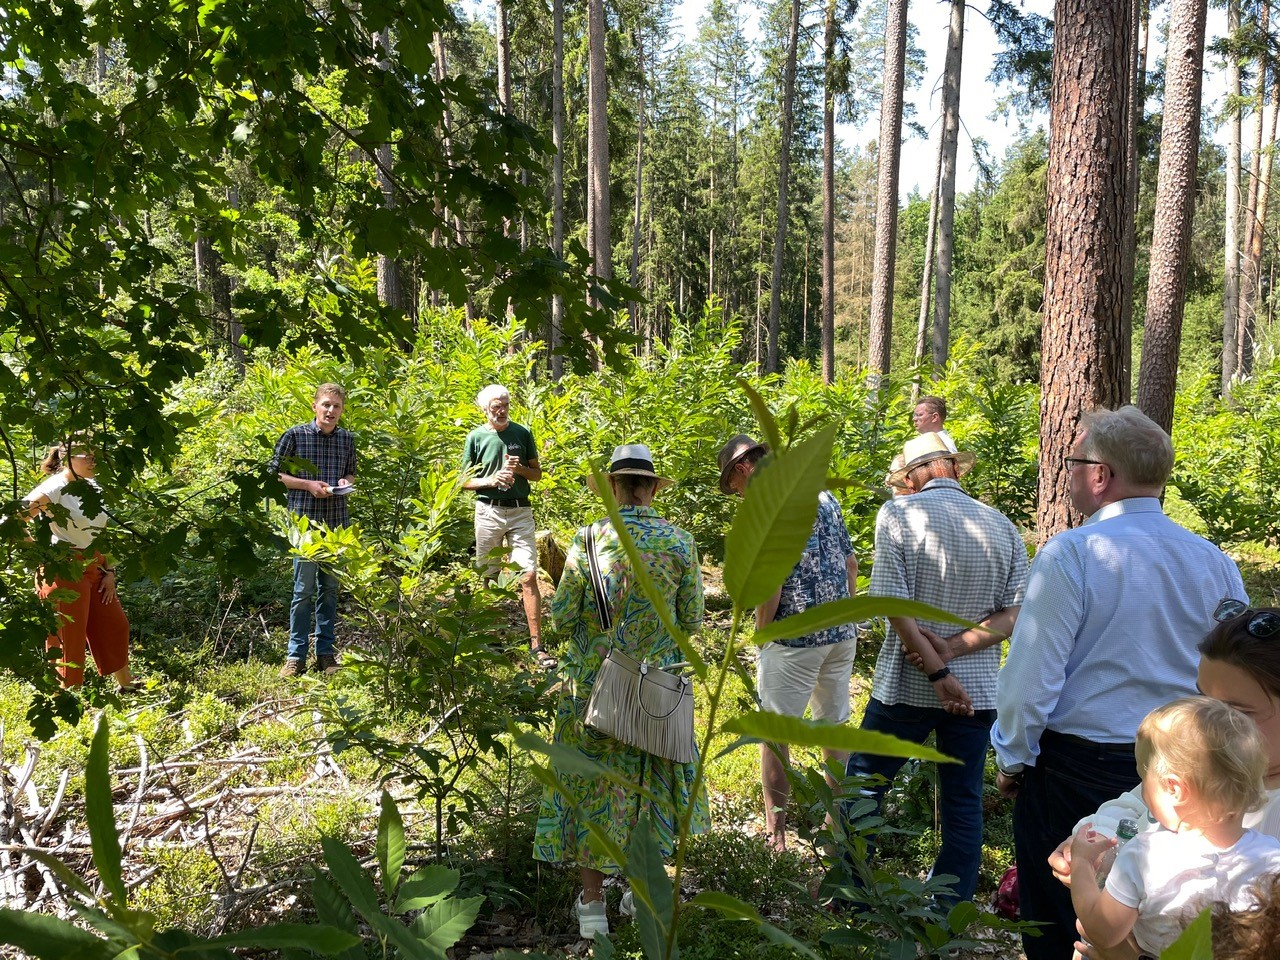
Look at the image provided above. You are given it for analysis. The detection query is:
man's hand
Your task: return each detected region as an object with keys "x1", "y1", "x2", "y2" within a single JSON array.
[
  {"x1": 1073, "y1": 921, "x2": 1140, "y2": 960},
  {"x1": 492, "y1": 467, "x2": 516, "y2": 489},
  {"x1": 1050, "y1": 836, "x2": 1074, "y2": 886},
  {"x1": 904, "y1": 627, "x2": 950, "y2": 670},
  {"x1": 996, "y1": 770, "x2": 1022, "y2": 798},
  {"x1": 312, "y1": 480, "x2": 333, "y2": 498},
  {"x1": 931, "y1": 673, "x2": 973, "y2": 715}
]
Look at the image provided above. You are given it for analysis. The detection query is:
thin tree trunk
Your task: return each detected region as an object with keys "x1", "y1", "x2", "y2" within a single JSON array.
[
  {"x1": 1117, "y1": 0, "x2": 1146, "y2": 403},
  {"x1": 374, "y1": 29, "x2": 408, "y2": 316},
  {"x1": 915, "y1": 147, "x2": 943, "y2": 391},
  {"x1": 867, "y1": 0, "x2": 909, "y2": 378},
  {"x1": 1241, "y1": 76, "x2": 1278, "y2": 376},
  {"x1": 1223, "y1": 0, "x2": 1242, "y2": 390},
  {"x1": 587, "y1": 0, "x2": 612, "y2": 301},
  {"x1": 766, "y1": 0, "x2": 803, "y2": 373},
  {"x1": 932, "y1": 0, "x2": 965, "y2": 373},
  {"x1": 1038, "y1": 0, "x2": 1132, "y2": 541},
  {"x1": 630, "y1": 28, "x2": 645, "y2": 332},
  {"x1": 1239, "y1": 0, "x2": 1269, "y2": 354},
  {"x1": 1136, "y1": 0, "x2": 1207, "y2": 435},
  {"x1": 550, "y1": 0, "x2": 565, "y2": 379},
  {"x1": 821, "y1": 0, "x2": 838, "y2": 384}
]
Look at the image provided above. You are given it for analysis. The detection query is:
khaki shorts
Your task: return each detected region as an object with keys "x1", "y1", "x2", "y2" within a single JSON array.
[
  {"x1": 757, "y1": 634, "x2": 857, "y2": 723},
  {"x1": 474, "y1": 502, "x2": 537, "y2": 578}
]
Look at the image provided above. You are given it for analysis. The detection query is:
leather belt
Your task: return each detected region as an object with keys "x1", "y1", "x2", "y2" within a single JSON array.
[{"x1": 476, "y1": 497, "x2": 531, "y2": 508}]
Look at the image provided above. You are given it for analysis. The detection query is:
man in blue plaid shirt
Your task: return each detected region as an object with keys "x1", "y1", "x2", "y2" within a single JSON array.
[{"x1": 270, "y1": 383, "x2": 357, "y2": 678}]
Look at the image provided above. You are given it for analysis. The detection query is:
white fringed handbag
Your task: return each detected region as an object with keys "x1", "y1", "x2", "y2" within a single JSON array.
[{"x1": 581, "y1": 522, "x2": 697, "y2": 764}]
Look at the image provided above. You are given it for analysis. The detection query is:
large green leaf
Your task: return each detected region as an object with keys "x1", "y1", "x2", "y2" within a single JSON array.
[
  {"x1": 322, "y1": 837, "x2": 426, "y2": 958},
  {"x1": 1160, "y1": 907, "x2": 1212, "y2": 960},
  {"x1": 0, "y1": 909, "x2": 107, "y2": 960},
  {"x1": 377, "y1": 789, "x2": 406, "y2": 900},
  {"x1": 625, "y1": 813, "x2": 676, "y2": 960},
  {"x1": 85, "y1": 716, "x2": 127, "y2": 909},
  {"x1": 310, "y1": 872, "x2": 364, "y2": 960},
  {"x1": 739, "y1": 380, "x2": 783, "y2": 453},
  {"x1": 513, "y1": 728, "x2": 662, "y2": 806},
  {"x1": 723, "y1": 711, "x2": 958, "y2": 763},
  {"x1": 185, "y1": 924, "x2": 361, "y2": 954},
  {"x1": 688, "y1": 892, "x2": 820, "y2": 960},
  {"x1": 723, "y1": 425, "x2": 835, "y2": 608},
  {"x1": 409, "y1": 895, "x2": 485, "y2": 958},
  {"x1": 395, "y1": 865, "x2": 461, "y2": 913},
  {"x1": 753, "y1": 597, "x2": 977, "y2": 645}
]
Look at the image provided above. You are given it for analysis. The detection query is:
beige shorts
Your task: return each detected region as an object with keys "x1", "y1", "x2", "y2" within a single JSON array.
[
  {"x1": 757, "y1": 635, "x2": 857, "y2": 723},
  {"x1": 474, "y1": 502, "x2": 537, "y2": 578}
]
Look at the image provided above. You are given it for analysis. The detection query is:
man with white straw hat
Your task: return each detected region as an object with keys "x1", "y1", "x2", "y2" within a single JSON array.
[
  {"x1": 718, "y1": 433, "x2": 859, "y2": 852},
  {"x1": 843, "y1": 431, "x2": 1028, "y2": 906}
]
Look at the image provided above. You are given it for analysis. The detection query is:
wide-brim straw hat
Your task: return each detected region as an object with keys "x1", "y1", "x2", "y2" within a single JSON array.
[
  {"x1": 586, "y1": 443, "x2": 674, "y2": 494},
  {"x1": 888, "y1": 432, "x2": 976, "y2": 486},
  {"x1": 717, "y1": 434, "x2": 768, "y2": 495}
]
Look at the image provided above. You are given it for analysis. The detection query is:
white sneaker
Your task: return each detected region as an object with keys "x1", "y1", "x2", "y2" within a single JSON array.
[
  {"x1": 619, "y1": 888, "x2": 635, "y2": 918},
  {"x1": 575, "y1": 894, "x2": 609, "y2": 939}
]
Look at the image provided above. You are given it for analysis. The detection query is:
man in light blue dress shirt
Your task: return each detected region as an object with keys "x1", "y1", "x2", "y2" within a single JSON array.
[{"x1": 991, "y1": 406, "x2": 1246, "y2": 960}]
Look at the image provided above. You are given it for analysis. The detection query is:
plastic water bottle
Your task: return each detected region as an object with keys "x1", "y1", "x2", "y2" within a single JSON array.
[{"x1": 1095, "y1": 818, "x2": 1139, "y2": 888}]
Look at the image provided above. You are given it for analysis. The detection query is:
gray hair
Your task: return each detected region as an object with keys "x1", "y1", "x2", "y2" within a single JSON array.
[
  {"x1": 1078, "y1": 405, "x2": 1174, "y2": 488},
  {"x1": 476, "y1": 384, "x2": 510, "y2": 410}
]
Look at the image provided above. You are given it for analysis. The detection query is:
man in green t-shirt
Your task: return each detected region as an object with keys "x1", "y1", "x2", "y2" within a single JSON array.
[{"x1": 461, "y1": 384, "x2": 550, "y2": 667}]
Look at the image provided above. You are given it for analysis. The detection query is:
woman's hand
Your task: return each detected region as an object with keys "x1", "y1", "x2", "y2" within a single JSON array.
[
  {"x1": 98, "y1": 567, "x2": 118, "y2": 605},
  {"x1": 1049, "y1": 836, "x2": 1075, "y2": 886}
]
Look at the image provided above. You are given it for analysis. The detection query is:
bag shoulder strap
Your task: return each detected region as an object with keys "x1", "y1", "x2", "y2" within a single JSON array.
[{"x1": 585, "y1": 522, "x2": 614, "y2": 633}]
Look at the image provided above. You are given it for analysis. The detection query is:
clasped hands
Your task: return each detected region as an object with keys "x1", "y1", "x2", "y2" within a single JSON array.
[{"x1": 901, "y1": 627, "x2": 973, "y2": 716}]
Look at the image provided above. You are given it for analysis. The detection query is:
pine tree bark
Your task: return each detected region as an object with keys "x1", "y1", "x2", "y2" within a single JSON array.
[
  {"x1": 867, "y1": 0, "x2": 909, "y2": 377},
  {"x1": 765, "y1": 0, "x2": 802, "y2": 373},
  {"x1": 1136, "y1": 0, "x2": 1207, "y2": 436},
  {"x1": 1223, "y1": 0, "x2": 1242, "y2": 391},
  {"x1": 1038, "y1": 0, "x2": 1133, "y2": 541},
  {"x1": 1118, "y1": 0, "x2": 1146, "y2": 404},
  {"x1": 932, "y1": 0, "x2": 964, "y2": 373},
  {"x1": 587, "y1": 0, "x2": 612, "y2": 299},
  {"x1": 821, "y1": 0, "x2": 838, "y2": 384},
  {"x1": 550, "y1": 0, "x2": 565, "y2": 379}
]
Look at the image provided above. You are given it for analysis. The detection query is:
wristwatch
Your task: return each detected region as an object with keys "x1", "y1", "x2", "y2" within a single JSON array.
[{"x1": 998, "y1": 762, "x2": 1026, "y2": 778}]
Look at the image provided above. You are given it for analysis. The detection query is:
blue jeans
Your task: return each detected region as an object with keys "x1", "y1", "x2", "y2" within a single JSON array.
[
  {"x1": 1014, "y1": 730, "x2": 1139, "y2": 960},
  {"x1": 844, "y1": 698, "x2": 996, "y2": 905},
  {"x1": 288, "y1": 559, "x2": 338, "y2": 661}
]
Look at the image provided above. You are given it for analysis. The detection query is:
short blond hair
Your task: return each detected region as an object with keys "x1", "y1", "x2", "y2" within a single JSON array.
[
  {"x1": 315, "y1": 382, "x2": 346, "y2": 401},
  {"x1": 1136, "y1": 696, "x2": 1268, "y2": 821}
]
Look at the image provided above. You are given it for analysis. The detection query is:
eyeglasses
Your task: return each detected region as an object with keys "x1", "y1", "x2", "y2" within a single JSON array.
[
  {"x1": 1064, "y1": 457, "x2": 1106, "y2": 469},
  {"x1": 1214, "y1": 599, "x2": 1280, "y2": 639}
]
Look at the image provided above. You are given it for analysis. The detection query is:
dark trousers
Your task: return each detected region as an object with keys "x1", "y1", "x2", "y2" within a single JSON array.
[
  {"x1": 1013, "y1": 730, "x2": 1139, "y2": 960},
  {"x1": 845, "y1": 698, "x2": 997, "y2": 905}
]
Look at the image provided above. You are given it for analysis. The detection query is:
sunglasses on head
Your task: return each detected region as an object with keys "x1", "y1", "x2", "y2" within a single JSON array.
[{"x1": 1214, "y1": 599, "x2": 1280, "y2": 639}]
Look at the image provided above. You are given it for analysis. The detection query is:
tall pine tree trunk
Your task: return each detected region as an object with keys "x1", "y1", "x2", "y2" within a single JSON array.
[
  {"x1": 1239, "y1": 0, "x2": 1269, "y2": 358},
  {"x1": 550, "y1": 0, "x2": 566, "y2": 379},
  {"x1": 630, "y1": 28, "x2": 645, "y2": 332},
  {"x1": 914, "y1": 148, "x2": 942, "y2": 387},
  {"x1": 587, "y1": 0, "x2": 612, "y2": 301},
  {"x1": 1118, "y1": 0, "x2": 1146, "y2": 403},
  {"x1": 1038, "y1": 0, "x2": 1132, "y2": 541},
  {"x1": 766, "y1": 0, "x2": 802, "y2": 373},
  {"x1": 821, "y1": 0, "x2": 838, "y2": 384},
  {"x1": 1241, "y1": 78, "x2": 1278, "y2": 376},
  {"x1": 867, "y1": 0, "x2": 908, "y2": 378},
  {"x1": 1223, "y1": 0, "x2": 1242, "y2": 391},
  {"x1": 374, "y1": 29, "x2": 409, "y2": 317},
  {"x1": 932, "y1": 0, "x2": 964, "y2": 373},
  {"x1": 1136, "y1": 0, "x2": 1207, "y2": 435}
]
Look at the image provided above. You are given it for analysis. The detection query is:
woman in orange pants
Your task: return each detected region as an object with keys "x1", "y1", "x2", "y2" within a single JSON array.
[{"x1": 24, "y1": 442, "x2": 139, "y2": 690}]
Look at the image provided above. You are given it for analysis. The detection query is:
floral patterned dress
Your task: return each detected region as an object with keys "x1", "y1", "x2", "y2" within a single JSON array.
[{"x1": 531, "y1": 505, "x2": 711, "y2": 873}]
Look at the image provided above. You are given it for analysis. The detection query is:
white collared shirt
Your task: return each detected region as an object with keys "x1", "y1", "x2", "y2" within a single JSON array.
[{"x1": 25, "y1": 473, "x2": 108, "y2": 550}]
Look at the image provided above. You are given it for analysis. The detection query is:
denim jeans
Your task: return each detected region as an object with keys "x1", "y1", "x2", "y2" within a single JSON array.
[
  {"x1": 844, "y1": 697, "x2": 997, "y2": 905},
  {"x1": 288, "y1": 558, "x2": 339, "y2": 661},
  {"x1": 1014, "y1": 730, "x2": 1139, "y2": 960}
]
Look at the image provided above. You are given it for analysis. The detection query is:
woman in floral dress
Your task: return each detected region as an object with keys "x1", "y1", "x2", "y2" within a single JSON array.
[{"x1": 532, "y1": 444, "x2": 710, "y2": 938}]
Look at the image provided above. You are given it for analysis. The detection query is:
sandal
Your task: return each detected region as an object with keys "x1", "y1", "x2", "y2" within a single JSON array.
[{"x1": 532, "y1": 647, "x2": 559, "y2": 671}]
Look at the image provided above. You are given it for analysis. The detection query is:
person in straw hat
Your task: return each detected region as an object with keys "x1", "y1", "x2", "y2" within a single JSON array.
[
  {"x1": 840, "y1": 430, "x2": 1028, "y2": 907},
  {"x1": 532, "y1": 444, "x2": 709, "y2": 939},
  {"x1": 718, "y1": 433, "x2": 860, "y2": 852}
]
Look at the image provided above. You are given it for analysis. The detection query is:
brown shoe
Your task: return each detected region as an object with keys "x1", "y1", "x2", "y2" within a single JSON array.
[
  {"x1": 316, "y1": 654, "x2": 340, "y2": 676},
  {"x1": 279, "y1": 658, "x2": 305, "y2": 678}
]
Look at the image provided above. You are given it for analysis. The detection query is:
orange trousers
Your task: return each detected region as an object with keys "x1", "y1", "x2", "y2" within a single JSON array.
[{"x1": 37, "y1": 556, "x2": 130, "y2": 687}]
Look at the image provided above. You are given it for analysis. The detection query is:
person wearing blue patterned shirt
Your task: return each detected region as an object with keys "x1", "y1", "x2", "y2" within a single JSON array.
[
  {"x1": 843, "y1": 431, "x2": 1028, "y2": 906},
  {"x1": 718, "y1": 434, "x2": 859, "y2": 852},
  {"x1": 270, "y1": 383, "x2": 357, "y2": 678},
  {"x1": 991, "y1": 406, "x2": 1246, "y2": 960}
]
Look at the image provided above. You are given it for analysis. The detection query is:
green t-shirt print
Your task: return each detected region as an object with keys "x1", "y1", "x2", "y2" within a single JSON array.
[{"x1": 462, "y1": 422, "x2": 538, "y2": 501}]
